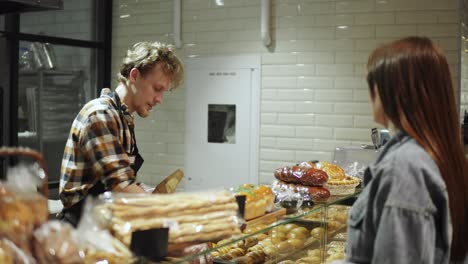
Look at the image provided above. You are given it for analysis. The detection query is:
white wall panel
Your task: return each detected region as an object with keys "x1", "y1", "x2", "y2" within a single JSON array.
[{"x1": 111, "y1": 0, "x2": 460, "y2": 185}]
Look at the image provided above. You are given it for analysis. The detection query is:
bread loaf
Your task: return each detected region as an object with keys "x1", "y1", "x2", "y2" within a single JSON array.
[
  {"x1": 276, "y1": 180, "x2": 331, "y2": 201},
  {"x1": 274, "y1": 166, "x2": 328, "y2": 186}
]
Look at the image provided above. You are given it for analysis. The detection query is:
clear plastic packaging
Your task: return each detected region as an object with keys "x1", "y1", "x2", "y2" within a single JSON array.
[
  {"x1": 77, "y1": 197, "x2": 134, "y2": 264},
  {"x1": 32, "y1": 221, "x2": 82, "y2": 264},
  {"x1": 272, "y1": 180, "x2": 331, "y2": 205},
  {"x1": 0, "y1": 238, "x2": 37, "y2": 264},
  {"x1": 233, "y1": 184, "x2": 275, "y2": 220},
  {"x1": 314, "y1": 161, "x2": 361, "y2": 196},
  {"x1": 91, "y1": 190, "x2": 242, "y2": 247},
  {"x1": 333, "y1": 146, "x2": 378, "y2": 180},
  {"x1": 272, "y1": 161, "x2": 332, "y2": 208},
  {"x1": 0, "y1": 163, "x2": 48, "y2": 257}
]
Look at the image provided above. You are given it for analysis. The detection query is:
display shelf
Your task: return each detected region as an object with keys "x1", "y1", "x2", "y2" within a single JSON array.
[
  {"x1": 166, "y1": 190, "x2": 361, "y2": 264},
  {"x1": 19, "y1": 69, "x2": 84, "y2": 76}
]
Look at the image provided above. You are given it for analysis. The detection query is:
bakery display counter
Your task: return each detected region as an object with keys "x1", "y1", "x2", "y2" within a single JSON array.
[
  {"x1": 1, "y1": 152, "x2": 363, "y2": 264},
  {"x1": 171, "y1": 191, "x2": 359, "y2": 264}
]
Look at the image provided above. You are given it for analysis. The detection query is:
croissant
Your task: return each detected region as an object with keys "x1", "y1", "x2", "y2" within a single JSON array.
[
  {"x1": 228, "y1": 247, "x2": 245, "y2": 258},
  {"x1": 245, "y1": 250, "x2": 266, "y2": 263}
]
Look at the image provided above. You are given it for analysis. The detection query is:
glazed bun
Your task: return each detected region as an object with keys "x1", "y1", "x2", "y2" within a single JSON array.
[{"x1": 319, "y1": 162, "x2": 345, "y2": 181}]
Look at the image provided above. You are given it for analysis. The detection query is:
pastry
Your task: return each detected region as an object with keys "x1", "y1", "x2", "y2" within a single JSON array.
[
  {"x1": 325, "y1": 175, "x2": 360, "y2": 196},
  {"x1": 296, "y1": 256, "x2": 321, "y2": 264},
  {"x1": 262, "y1": 246, "x2": 277, "y2": 257},
  {"x1": 228, "y1": 247, "x2": 245, "y2": 258},
  {"x1": 287, "y1": 238, "x2": 305, "y2": 249},
  {"x1": 274, "y1": 166, "x2": 328, "y2": 186},
  {"x1": 310, "y1": 227, "x2": 326, "y2": 239},
  {"x1": 235, "y1": 184, "x2": 275, "y2": 220},
  {"x1": 275, "y1": 181, "x2": 331, "y2": 201},
  {"x1": 32, "y1": 221, "x2": 82, "y2": 264},
  {"x1": 0, "y1": 240, "x2": 13, "y2": 264},
  {"x1": 247, "y1": 244, "x2": 264, "y2": 253},
  {"x1": 318, "y1": 162, "x2": 345, "y2": 181},
  {"x1": 99, "y1": 191, "x2": 241, "y2": 245},
  {"x1": 0, "y1": 184, "x2": 48, "y2": 256},
  {"x1": 276, "y1": 241, "x2": 293, "y2": 253}
]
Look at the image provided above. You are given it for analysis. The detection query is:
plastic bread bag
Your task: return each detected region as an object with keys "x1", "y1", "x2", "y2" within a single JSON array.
[
  {"x1": 76, "y1": 196, "x2": 134, "y2": 264},
  {"x1": 171, "y1": 243, "x2": 214, "y2": 264},
  {"x1": 333, "y1": 146, "x2": 378, "y2": 181},
  {"x1": 231, "y1": 184, "x2": 276, "y2": 220},
  {"x1": 342, "y1": 161, "x2": 368, "y2": 180},
  {"x1": 32, "y1": 221, "x2": 82, "y2": 264},
  {"x1": 272, "y1": 179, "x2": 331, "y2": 210},
  {"x1": 91, "y1": 190, "x2": 242, "y2": 247},
  {"x1": 0, "y1": 163, "x2": 48, "y2": 256},
  {"x1": 0, "y1": 238, "x2": 38, "y2": 264}
]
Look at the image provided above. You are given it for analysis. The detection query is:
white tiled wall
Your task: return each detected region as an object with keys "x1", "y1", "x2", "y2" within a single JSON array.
[
  {"x1": 461, "y1": 0, "x2": 468, "y2": 120},
  {"x1": 111, "y1": 0, "x2": 461, "y2": 186}
]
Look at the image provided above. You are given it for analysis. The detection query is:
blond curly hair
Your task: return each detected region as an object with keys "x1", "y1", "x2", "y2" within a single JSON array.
[{"x1": 118, "y1": 42, "x2": 184, "y2": 90}]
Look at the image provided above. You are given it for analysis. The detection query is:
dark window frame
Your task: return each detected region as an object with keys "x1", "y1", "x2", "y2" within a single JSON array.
[{"x1": 0, "y1": 0, "x2": 112, "y2": 183}]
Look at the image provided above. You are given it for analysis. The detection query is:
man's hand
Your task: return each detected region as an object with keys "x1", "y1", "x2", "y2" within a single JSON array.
[{"x1": 116, "y1": 182, "x2": 146, "y2": 193}]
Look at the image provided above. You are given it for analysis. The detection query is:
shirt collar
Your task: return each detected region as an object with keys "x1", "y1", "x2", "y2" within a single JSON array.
[
  {"x1": 120, "y1": 102, "x2": 132, "y2": 117},
  {"x1": 363, "y1": 129, "x2": 410, "y2": 185},
  {"x1": 374, "y1": 129, "x2": 409, "y2": 164},
  {"x1": 100, "y1": 88, "x2": 133, "y2": 118}
]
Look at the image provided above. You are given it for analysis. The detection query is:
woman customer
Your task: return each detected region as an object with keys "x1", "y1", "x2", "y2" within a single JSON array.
[{"x1": 346, "y1": 36, "x2": 468, "y2": 263}]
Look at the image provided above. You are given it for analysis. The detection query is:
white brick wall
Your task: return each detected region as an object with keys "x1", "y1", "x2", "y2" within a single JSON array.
[
  {"x1": 461, "y1": 0, "x2": 468, "y2": 121},
  {"x1": 111, "y1": 0, "x2": 461, "y2": 186}
]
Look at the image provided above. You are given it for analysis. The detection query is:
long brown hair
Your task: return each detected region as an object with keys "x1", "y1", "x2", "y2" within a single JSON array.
[{"x1": 366, "y1": 36, "x2": 468, "y2": 260}]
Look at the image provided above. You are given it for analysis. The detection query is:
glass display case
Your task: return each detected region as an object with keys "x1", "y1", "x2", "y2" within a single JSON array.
[
  {"x1": 16, "y1": 41, "x2": 96, "y2": 196},
  {"x1": 169, "y1": 191, "x2": 360, "y2": 264}
]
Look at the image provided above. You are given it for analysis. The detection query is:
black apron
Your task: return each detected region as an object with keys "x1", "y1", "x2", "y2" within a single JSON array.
[{"x1": 58, "y1": 92, "x2": 144, "y2": 227}]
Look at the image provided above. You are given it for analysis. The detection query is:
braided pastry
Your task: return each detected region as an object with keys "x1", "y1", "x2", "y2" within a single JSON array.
[
  {"x1": 217, "y1": 245, "x2": 231, "y2": 255},
  {"x1": 274, "y1": 166, "x2": 328, "y2": 186},
  {"x1": 247, "y1": 244, "x2": 264, "y2": 253},
  {"x1": 237, "y1": 237, "x2": 258, "y2": 249},
  {"x1": 228, "y1": 247, "x2": 245, "y2": 258},
  {"x1": 235, "y1": 256, "x2": 254, "y2": 264},
  {"x1": 219, "y1": 253, "x2": 232, "y2": 260},
  {"x1": 246, "y1": 250, "x2": 266, "y2": 263}
]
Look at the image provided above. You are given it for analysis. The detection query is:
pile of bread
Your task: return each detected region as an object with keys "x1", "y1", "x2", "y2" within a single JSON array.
[
  {"x1": 318, "y1": 162, "x2": 360, "y2": 196},
  {"x1": 0, "y1": 183, "x2": 132, "y2": 264},
  {"x1": 0, "y1": 183, "x2": 48, "y2": 258},
  {"x1": 273, "y1": 161, "x2": 360, "y2": 201},
  {"x1": 96, "y1": 191, "x2": 242, "y2": 246},
  {"x1": 235, "y1": 184, "x2": 275, "y2": 220},
  {"x1": 210, "y1": 221, "x2": 338, "y2": 264},
  {"x1": 273, "y1": 161, "x2": 330, "y2": 202}
]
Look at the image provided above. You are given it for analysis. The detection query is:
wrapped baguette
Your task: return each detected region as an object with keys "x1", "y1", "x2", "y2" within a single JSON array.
[{"x1": 95, "y1": 191, "x2": 242, "y2": 245}]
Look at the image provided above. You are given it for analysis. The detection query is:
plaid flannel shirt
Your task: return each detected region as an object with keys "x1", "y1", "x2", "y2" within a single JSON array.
[{"x1": 59, "y1": 88, "x2": 136, "y2": 208}]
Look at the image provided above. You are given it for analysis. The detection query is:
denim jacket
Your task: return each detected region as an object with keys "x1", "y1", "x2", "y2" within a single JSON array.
[{"x1": 346, "y1": 131, "x2": 452, "y2": 264}]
